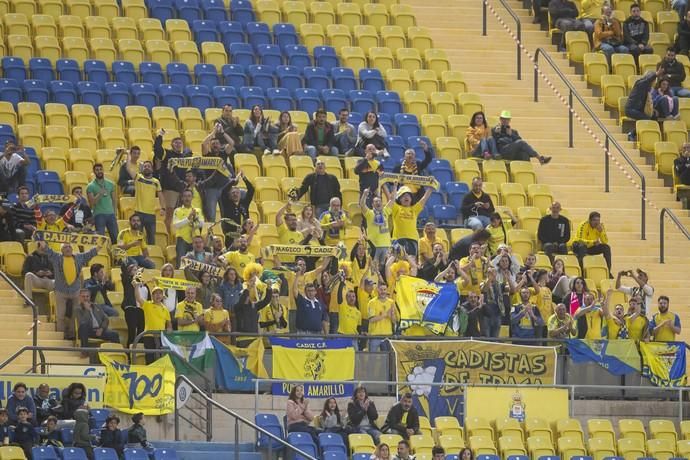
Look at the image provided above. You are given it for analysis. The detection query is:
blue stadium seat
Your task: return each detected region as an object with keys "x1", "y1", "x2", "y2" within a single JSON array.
[
  {"x1": 123, "y1": 449, "x2": 149, "y2": 460},
  {"x1": 446, "y1": 181, "x2": 470, "y2": 208},
  {"x1": 94, "y1": 448, "x2": 119, "y2": 460},
  {"x1": 378, "y1": 112, "x2": 394, "y2": 135},
  {"x1": 131, "y1": 83, "x2": 158, "y2": 110},
  {"x1": 194, "y1": 63, "x2": 219, "y2": 88},
  {"x1": 148, "y1": 0, "x2": 175, "y2": 22},
  {"x1": 229, "y1": 43, "x2": 255, "y2": 66},
  {"x1": 294, "y1": 88, "x2": 321, "y2": 114},
  {"x1": 506, "y1": 456, "x2": 528, "y2": 460},
  {"x1": 428, "y1": 159, "x2": 453, "y2": 188},
  {"x1": 158, "y1": 84, "x2": 186, "y2": 110},
  {"x1": 201, "y1": 0, "x2": 228, "y2": 20},
  {"x1": 23, "y1": 80, "x2": 49, "y2": 106},
  {"x1": 246, "y1": 22, "x2": 272, "y2": 49},
  {"x1": 476, "y1": 456, "x2": 500, "y2": 460},
  {"x1": 221, "y1": 64, "x2": 248, "y2": 87},
  {"x1": 239, "y1": 86, "x2": 266, "y2": 107},
  {"x1": 359, "y1": 68, "x2": 385, "y2": 92},
  {"x1": 185, "y1": 85, "x2": 213, "y2": 112},
  {"x1": 84, "y1": 60, "x2": 109, "y2": 85},
  {"x1": 255, "y1": 413, "x2": 284, "y2": 450},
  {"x1": 569, "y1": 457, "x2": 593, "y2": 460},
  {"x1": 89, "y1": 409, "x2": 110, "y2": 429},
  {"x1": 247, "y1": 64, "x2": 275, "y2": 90},
  {"x1": 284, "y1": 45, "x2": 311, "y2": 68},
  {"x1": 267, "y1": 87, "x2": 293, "y2": 111},
  {"x1": 536, "y1": 456, "x2": 560, "y2": 460},
  {"x1": 140, "y1": 62, "x2": 166, "y2": 86},
  {"x1": 2, "y1": 57, "x2": 26, "y2": 81},
  {"x1": 348, "y1": 111, "x2": 363, "y2": 126},
  {"x1": 192, "y1": 20, "x2": 219, "y2": 43},
  {"x1": 6, "y1": 193, "x2": 18, "y2": 204},
  {"x1": 60, "y1": 428, "x2": 74, "y2": 446},
  {"x1": 0, "y1": 79, "x2": 22, "y2": 107},
  {"x1": 313, "y1": 46, "x2": 339, "y2": 68},
  {"x1": 152, "y1": 449, "x2": 178, "y2": 460},
  {"x1": 394, "y1": 113, "x2": 420, "y2": 138},
  {"x1": 407, "y1": 135, "x2": 434, "y2": 160},
  {"x1": 167, "y1": 62, "x2": 193, "y2": 86},
  {"x1": 219, "y1": 21, "x2": 246, "y2": 45},
  {"x1": 112, "y1": 61, "x2": 138, "y2": 85},
  {"x1": 446, "y1": 456, "x2": 460, "y2": 460},
  {"x1": 386, "y1": 135, "x2": 405, "y2": 162},
  {"x1": 349, "y1": 90, "x2": 375, "y2": 114},
  {"x1": 276, "y1": 65, "x2": 302, "y2": 93},
  {"x1": 323, "y1": 453, "x2": 347, "y2": 460},
  {"x1": 32, "y1": 446, "x2": 59, "y2": 460},
  {"x1": 322, "y1": 89, "x2": 348, "y2": 113},
  {"x1": 56, "y1": 59, "x2": 82, "y2": 85},
  {"x1": 273, "y1": 23, "x2": 299, "y2": 48},
  {"x1": 230, "y1": 0, "x2": 255, "y2": 23},
  {"x1": 29, "y1": 58, "x2": 54, "y2": 82},
  {"x1": 77, "y1": 81, "x2": 105, "y2": 108},
  {"x1": 286, "y1": 432, "x2": 317, "y2": 459},
  {"x1": 352, "y1": 454, "x2": 370, "y2": 460},
  {"x1": 318, "y1": 432, "x2": 347, "y2": 455},
  {"x1": 377, "y1": 90, "x2": 403, "y2": 115},
  {"x1": 0, "y1": 125, "x2": 15, "y2": 145},
  {"x1": 304, "y1": 67, "x2": 329, "y2": 91},
  {"x1": 175, "y1": 0, "x2": 201, "y2": 23},
  {"x1": 332, "y1": 67, "x2": 357, "y2": 92},
  {"x1": 257, "y1": 44, "x2": 283, "y2": 66},
  {"x1": 62, "y1": 448, "x2": 87, "y2": 460},
  {"x1": 427, "y1": 191, "x2": 444, "y2": 209},
  {"x1": 212, "y1": 86, "x2": 240, "y2": 107},
  {"x1": 49, "y1": 81, "x2": 77, "y2": 106},
  {"x1": 104, "y1": 82, "x2": 130, "y2": 110}
]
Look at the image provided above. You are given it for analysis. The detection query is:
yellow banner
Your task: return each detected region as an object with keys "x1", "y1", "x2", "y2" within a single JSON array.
[
  {"x1": 33, "y1": 230, "x2": 109, "y2": 247},
  {"x1": 465, "y1": 387, "x2": 569, "y2": 425},
  {"x1": 101, "y1": 355, "x2": 176, "y2": 415},
  {"x1": 30, "y1": 194, "x2": 75, "y2": 205},
  {"x1": 168, "y1": 157, "x2": 230, "y2": 177},
  {"x1": 155, "y1": 277, "x2": 201, "y2": 290},
  {"x1": 640, "y1": 341, "x2": 687, "y2": 387},
  {"x1": 180, "y1": 257, "x2": 224, "y2": 278},
  {"x1": 379, "y1": 172, "x2": 440, "y2": 190},
  {"x1": 261, "y1": 244, "x2": 342, "y2": 259},
  {"x1": 0, "y1": 374, "x2": 105, "y2": 408},
  {"x1": 390, "y1": 340, "x2": 557, "y2": 420}
]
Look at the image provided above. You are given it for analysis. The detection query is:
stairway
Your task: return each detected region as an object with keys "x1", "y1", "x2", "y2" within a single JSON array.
[
  {"x1": 406, "y1": 0, "x2": 690, "y2": 342},
  {"x1": 0, "y1": 277, "x2": 87, "y2": 373}
]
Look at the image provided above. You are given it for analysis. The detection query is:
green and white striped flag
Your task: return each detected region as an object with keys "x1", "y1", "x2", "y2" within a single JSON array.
[{"x1": 161, "y1": 331, "x2": 216, "y2": 374}]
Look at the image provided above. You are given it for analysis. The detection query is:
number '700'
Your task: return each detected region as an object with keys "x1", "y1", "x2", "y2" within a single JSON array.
[{"x1": 122, "y1": 372, "x2": 163, "y2": 408}]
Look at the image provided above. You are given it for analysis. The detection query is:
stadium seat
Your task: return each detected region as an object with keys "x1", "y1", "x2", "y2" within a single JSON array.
[
  {"x1": 355, "y1": 24, "x2": 380, "y2": 51},
  {"x1": 50, "y1": 81, "x2": 77, "y2": 107},
  {"x1": 3, "y1": 58, "x2": 26, "y2": 82},
  {"x1": 557, "y1": 437, "x2": 586, "y2": 459},
  {"x1": 285, "y1": 44, "x2": 312, "y2": 68},
  {"x1": 152, "y1": 449, "x2": 177, "y2": 460},
  {"x1": 402, "y1": 91, "x2": 429, "y2": 118},
  {"x1": 601, "y1": 75, "x2": 626, "y2": 110},
  {"x1": 408, "y1": 26, "x2": 434, "y2": 51},
  {"x1": 123, "y1": 449, "x2": 148, "y2": 460},
  {"x1": 359, "y1": 68, "x2": 385, "y2": 92},
  {"x1": 286, "y1": 432, "x2": 318, "y2": 458},
  {"x1": 527, "y1": 436, "x2": 555, "y2": 458},
  {"x1": 650, "y1": 420, "x2": 678, "y2": 443},
  {"x1": 655, "y1": 141, "x2": 679, "y2": 176},
  {"x1": 390, "y1": 4, "x2": 415, "y2": 28},
  {"x1": 229, "y1": 43, "x2": 255, "y2": 66},
  {"x1": 469, "y1": 436, "x2": 498, "y2": 456},
  {"x1": 255, "y1": 413, "x2": 283, "y2": 450},
  {"x1": 319, "y1": 432, "x2": 347, "y2": 455},
  {"x1": 587, "y1": 419, "x2": 616, "y2": 445},
  {"x1": 588, "y1": 437, "x2": 616, "y2": 460},
  {"x1": 379, "y1": 434, "x2": 403, "y2": 450},
  {"x1": 557, "y1": 419, "x2": 585, "y2": 444},
  {"x1": 410, "y1": 434, "x2": 434, "y2": 455},
  {"x1": 647, "y1": 438, "x2": 676, "y2": 460},
  {"x1": 201, "y1": 0, "x2": 227, "y2": 20},
  {"x1": 396, "y1": 47, "x2": 423, "y2": 73},
  {"x1": 497, "y1": 418, "x2": 525, "y2": 442},
  {"x1": 618, "y1": 419, "x2": 646, "y2": 445},
  {"x1": 466, "y1": 417, "x2": 494, "y2": 441},
  {"x1": 618, "y1": 437, "x2": 646, "y2": 460},
  {"x1": 636, "y1": 120, "x2": 662, "y2": 153},
  {"x1": 348, "y1": 433, "x2": 375, "y2": 454},
  {"x1": 527, "y1": 183, "x2": 554, "y2": 213}
]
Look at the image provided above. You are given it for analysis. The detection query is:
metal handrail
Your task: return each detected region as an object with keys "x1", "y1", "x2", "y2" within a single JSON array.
[
  {"x1": 659, "y1": 207, "x2": 690, "y2": 263},
  {"x1": 174, "y1": 375, "x2": 318, "y2": 460},
  {"x1": 0, "y1": 271, "x2": 39, "y2": 371},
  {"x1": 482, "y1": 0, "x2": 522, "y2": 80},
  {"x1": 534, "y1": 48, "x2": 648, "y2": 240}
]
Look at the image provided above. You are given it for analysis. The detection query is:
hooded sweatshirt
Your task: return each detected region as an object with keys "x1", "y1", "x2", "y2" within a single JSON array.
[{"x1": 73, "y1": 409, "x2": 91, "y2": 448}]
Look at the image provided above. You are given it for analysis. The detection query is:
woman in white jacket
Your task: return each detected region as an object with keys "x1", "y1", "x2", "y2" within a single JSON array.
[{"x1": 356, "y1": 111, "x2": 389, "y2": 157}]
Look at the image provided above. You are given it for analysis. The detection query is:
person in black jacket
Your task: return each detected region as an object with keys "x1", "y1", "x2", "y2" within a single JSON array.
[
  {"x1": 354, "y1": 144, "x2": 384, "y2": 205},
  {"x1": 215, "y1": 104, "x2": 247, "y2": 151},
  {"x1": 219, "y1": 172, "x2": 254, "y2": 248},
  {"x1": 677, "y1": 10, "x2": 690, "y2": 56},
  {"x1": 492, "y1": 111, "x2": 551, "y2": 164},
  {"x1": 302, "y1": 109, "x2": 338, "y2": 158},
  {"x1": 625, "y1": 69, "x2": 661, "y2": 140},
  {"x1": 295, "y1": 160, "x2": 342, "y2": 217},
  {"x1": 83, "y1": 263, "x2": 118, "y2": 317},
  {"x1": 549, "y1": 0, "x2": 585, "y2": 50},
  {"x1": 99, "y1": 415, "x2": 124, "y2": 457},
  {"x1": 382, "y1": 393, "x2": 420, "y2": 440},
  {"x1": 57, "y1": 383, "x2": 86, "y2": 420},
  {"x1": 153, "y1": 129, "x2": 190, "y2": 235},
  {"x1": 537, "y1": 202, "x2": 571, "y2": 262},
  {"x1": 22, "y1": 245, "x2": 54, "y2": 305},
  {"x1": 657, "y1": 47, "x2": 690, "y2": 97},
  {"x1": 346, "y1": 386, "x2": 380, "y2": 444},
  {"x1": 675, "y1": 143, "x2": 690, "y2": 185},
  {"x1": 392, "y1": 140, "x2": 433, "y2": 203},
  {"x1": 233, "y1": 277, "x2": 272, "y2": 348},
  {"x1": 623, "y1": 4, "x2": 653, "y2": 61},
  {"x1": 461, "y1": 177, "x2": 495, "y2": 230},
  {"x1": 59, "y1": 187, "x2": 92, "y2": 230},
  {"x1": 33, "y1": 385, "x2": 58, "y2": 426}
]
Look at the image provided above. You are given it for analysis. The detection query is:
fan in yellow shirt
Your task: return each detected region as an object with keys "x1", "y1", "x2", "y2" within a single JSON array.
[
  {"x1": 175, "y1": 287, "x2": 204, "y2": 332},
  {"x1": 204, "y1": 293, "x2": 230, "y2": 343},
  {"x1": 320, "y1": 197, "x2": 350, "y2": 245},
  {"x1": 172, "y1": 189, "x2": 204, "y2": 265},
  {"x1": 391, "y1": 184, "x2": 433, "y2": 257},
  {"x1": 418, "y1": 222, "x2": 449, "y2": 265},
  {"x1": 258, "y1": 288, "x2": 289, "y2": 333},
  {"x1": 37, "y1": 210, "x2": 69, "y2": 251},
  {"x1": 221, "y1": 235, "x2": 255, "y2": 272},
  {"x1": 649, "y1": 296, "x2": 681, "y2": 342},
  {"x1": 573, "y1": 292, "x2": 607, "y2": 339},
  {"x1": 367, "y1": 284, "x2": 397, "y2": 351},
  {"x1": 337, "y1": 288, "x2": 362, "y2": 336}
]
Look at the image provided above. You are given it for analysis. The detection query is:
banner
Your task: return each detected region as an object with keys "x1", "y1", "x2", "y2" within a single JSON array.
[
  {"x1": 161, "y1": 332, "x2": 215, "y2": 379},
  {"x1": 33, "y1": 230, "x2": 109, "y2": 247},
  {"x1": 214, "y1": 338, "x2": 268, "y2": 391},
  {"x1": 180, "y1": 257, "x2": 224, "y2": 278},
  {"x1": 29, "y1": 194, "x2": 74, "y2": 206},
  {"x1": 46, "y1": 365, "x2": 105, "y2": 377},
  {"x1": 101, "y1": 355, "x2": 176, "y2": 415},
  {"x1": 155, "y1": 277, "x2": 201, "y2": 290},
  {"x1": 0, "y1": 375, "x2": 105, "y2": 408},
  {"x1": 465, "y1": 387, "x2": 568, "y2": 424},
  {"x1": 395, "y1": 275, "x2": 459, "y2": 335},
  {"x1": 270, "y1": 337, "x2": 355, "y2": 397},
  {"x1": 261, "y1": 244, "x2": 342, "y2": 259},
  {"x1": 168, "y1": 157, "x2": 230, "y2": 177},
  {"x1": 390, "y1": 340, "x2": 557, "y2": 421},
  {"x1": 566, "y1": 339, "x2": 641, "y2": 376},
  {"x1": 379, "y1": 172, "x2": 440, "y2": 190},
  {"x1": 640, "y1": 341, "x2": 687, "y2": 387}
]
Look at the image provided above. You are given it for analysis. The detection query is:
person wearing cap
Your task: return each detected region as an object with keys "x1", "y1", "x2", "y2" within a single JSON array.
[
  {"x1": 391, "y1": 182, "x2": 433, "y2": 257},
  {"x1": 133, "y1": 282, "x2": 172, "y2": 364},
  {"x1": 295, "y1": 160, "x2": 342, "y2": 217},
  {"x1": 492, "y1": 111, "x2": 552, "y2": 164}
]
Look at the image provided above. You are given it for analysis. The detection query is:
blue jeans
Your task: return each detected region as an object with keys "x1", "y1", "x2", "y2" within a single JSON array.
[
  {"x1": 465, "y1": 215, "x2": 491, "y2": 230},
  {"x1": 334, "y1": 134, "x2": 356, "y2": 154},
  {"x1": 94, "y1": 213, "x2": 118, "y2": 243},
  {"x1": 135, "y1": 212, "x2": 156, "y2": 244},
  {"x1": 126, "y1": 255, "x2": 155, "y2": 269},
  {"x1": 78, "y1": 324, "x2": 120, "y2": 348},
  {"x1": 672, "y1": 86, "x2": 690, "y2": 98},
  {"x1": 304, "y1": 145, "x2": 339, "y2": 158},
  {"x1": 203, "y1": 186, "x2": 223, "y2": 222},
  {"x1": 352, "y1": 426, "x2": 381, "y2": 445},
  {"x1": 598, "y1": 43, "x2": 629, "y2": 63},
  {"x1": 472, "y1": 137, "x2": 499, "y2": 157},
  {"x1": 395, "y1": 238, "x2": 418, "y2": 256}
]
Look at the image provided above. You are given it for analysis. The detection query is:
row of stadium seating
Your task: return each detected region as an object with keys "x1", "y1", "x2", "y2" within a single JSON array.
[{"x1": 24, "y1": 446, "x2": 175, "y2": 460}]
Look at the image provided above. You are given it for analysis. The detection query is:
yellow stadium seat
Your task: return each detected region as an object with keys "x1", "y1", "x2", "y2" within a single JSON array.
[
  {"x1": 386, "y1": 68, "x2": 412, "y2": 93},
  {"x1": 84, "y1": 16, "x2": 112, "y2": 39},
  {"x1": 441, "y1": 70, "x2": 467, "y2": 94},
  {"x1": 18, "y1": 102, "x2": 44, "y2": 127},
  {"x1": 363, "y1": 3, "x2": 389, "y2": 29},
  {"x1": 353, "y1": 24, "x2": 379, "y2": 50},
  {"x1": 299, "y1": 23, "x2": 325, "y2": 50},
  {"x1": 0, "y1": 102, "x2": 18, "y2": 130},
  {"x1": 138, "y1": 17, "x2": 164, "y2": 40},
  {"x1": 40, "y1": 0, "x2": 64, "y2": 18},
  {"x1": 618, "y1": 437, "x2": 646, "y2": 460},
  {"x1": 62, "y1": 37, "x2": 89, "y2": 63},
  {"x1": 263, "y1": 153, "x2": 289, "y2": 177},
  {"x1": 413, "y1": 69, "x2": 439, "y2": 95},
  {"x1": 173, "y1": 40, "x2": 200, "y2": 68},
  {"x1": 367, "y1": 46, "x2": 394, "y2": 74},
  {"x1": 390, "y1": 4, "x2": 415, "y2": 28},
  {"x1": 658, "y1": 11, "x2": 679, "y2": 42},
  {"x1": 681, "y1": 420, "x2": 690, "y2": 440},
  {"x1": 650, "y1": 419, "x2": 678, "y2": 443},
  {"x1": 516, "y1": 206, "x2": 541, "y2": 234},
  {"x1": 336, "y1": 2, "x2": 362, "y2": 30},
  {"x1": 565, "y1": 30, "x2": 590, "y2": 63},
  {"x1": 421, "y1": 114, "x2": 446, "y2": 141},
  {"x1": 525, "y1": 418, "x2": 553, "y2": 445},
  {"x1": 448, "y1": 114, "x2": 470, "y2": 140},
  {"x1": 200, "y1": 42, "x2": 226, "y2": 69},
  {"x1": 178, "y1": 107, "x2": 203, "y2": 131},
  {"x1": 407, "y1": 25, "x2": 433, "y2": 51},
  {"x1": 4, "y1": 13, "x2": 31, "y2": 36},
  {"x1": 65, "y1": 0, "x2": 91, "y2": 18},
  {"x1": 638, "y1": 53, "x2": 661, "y2": 74},
  {"x1": 396, "y1": 47, "x2": 423, "y2": 73},
  {"x1": 588, "y1": 419, "x2": 616, "y2": 445},
  {"x1": 31, "y1": 14, "x2": 58, "y2": 36},
  {"x1": 310, "y1": 1, "x2": 335, "y2": 27},
  {"x1": 348, "y1": 433, "x2": 375, "y2": 454},
  {"x1": 121, "y1": 0, "x2": 147, "y2": 19},
  {"x1": 418, "y1": 416, "x2": 432, "y2": 438},
  {"x1": 434, "y1": 416, "x2": 463, "y2": 438},
  {"x1": 7, "y1": 35, "x2": 33, "y2": 62},
  {"x1": 65, "y1": 170, "x2": 88, "y2": 192},
  {"x1": 655, "y1": 141, "x2": 679, "y2": 176},
  {"x1": 259, "y1": 201, "x2": 282, "y2": 224},
  {"x1": 601, "y1": 74, "x2": 626, "y2": 110},
  {"x1": 45, "y1": 125, "x2": 72, "y2": 150},
  {"x1": 326, "y1": 24, "x2": 352, "y2": 48},
  {"x1": 647, "y1": 438, "x2": 675, "y2": 460},
  {"x1": 509, "y1": 161, "x2": 536, "y2": 187},
  {"x1": 341, "y1": 46, "x2": 367, "y2": 75},
  {"x1": 183, "y1": 129, "x2": 206, "y2": 154},
  {"x1": 557, "y1": 418, "x2": 585, "y2": 444},
  {"x1": 71, "y1": 105, "x2": 98, "y2": 130},
  {"x1": 662, "y1": 119, "x2": 687, "y2": 149},
  {"x1": 152, "y1": 106, "x2": 179, "y2": 130},
  {"x1": 317, "y1": 155, "x2": 343, "y2": 177},
  {"x1": 255, "y1": 0, "x2": 281, "y2": 26},
  {"x1": 144, "y1": 40, "x2": 172, "y2": 66},
  {"x1": 430, "y1": 92, "x2": 457, "y2": 119},
  {"x1": 499, "y1": 436, "x2": 527, "y2": 458},
  {"x1": 69, "y1": 148, "x2": 95, "y2": 174},
  {"x1": 100, "y1": 127, "x2": 126, "y2": 150},
  {"x1": 90, "y1": 38, "x2": 118, "y2": 66},
  {"x1": 165, "y1": 19, "x2": 192, "y2": 42},
  {"x1": 450, "y1": 228, "x2": 473, "y2": 243},
  {"x1": 99, "y1": 105, "x2": 125, "y2": 129},
  {"x1": 0, "y1": 241, "x2": 26, "y2": 277},
  {"x1": 458, "y1": 92, "x2": 484, "y2": 115},
  {"x1": 235, "y1": 153, "x2": 261, "y2": 179},
  {"x1": 500, "y1": 182, "x2": 527, "y2": 214},
  {"x1": 409, "y1": 434, "x2": 434, "y2": 455},
  {"x1": 111, "y1": 16, "x2": 137, "y2": 39},
  {"x1": 34, "y1": 35, "x2": 61, "y2": 62},
  {"x1": 636, "y1": 120, "x2": 662, "y2": 153},
  {"x1": 455, "y1": 159, "x2": 481, "y2": 185},
  {"x1": 649, "y1": 32, "x2": 670, "y2": 56},
  {"x1": 12, "y1": 0, "x2": 36, "y2": 16},
  {"x1": 204, "y1": 108, "x2": 222, "y2": 129},
  {"x1": 611, "y1": 52, "x2": 636, "y2": 81},
  {"x1": 380, "y1": 25, "x2": 405, "y2": 50},
  {"x1": 507, "y1": 229, "x2": 534, "y2": 260},
  {"x1": 0, "y1": 445, "x2": 29, "y2": 460},
  {"x1": 497, "y1": 418, "x2": 525, "y2": 442},
  {"x1": 17, "y1": 124, "x2": 44, "y2": 152},
  {"x1": 482, "y1": 159, "x2": 509, "y2": 184},
  {"x1": 402, "y1": 91, "x2": 429, "y2": 118},
  {"x1": 466, "y1": 417, "x2": 494, "y2": 441},
  {"x1": 678, "y1": 440, "x2": 690, "y2": 457},
  {"x1": 527, "y1": 436, "x2": 555, "y2": 458},
  {"x1": 283, "y1": 0, "x2": 308, "y2": 23},
  {"x1": 424, "y1": 48, "x2": 450, "y2": 75},
  {"x1": 527, "y1": 183, "x2": 553, "y2": 213},
  {"x1": 558, "y1": 436, "x2": 587, "y2": 459},
  {"x1": 583, "y1": 52, "x2": 609, "y2": 86},
  {"x1": 469, "y1": 435, "x2": 497, "y2": 456},
  {"x1": 588, "y1": 436, "x2": 617, "y2": 460},
  {"x1": 438, "y1": 434, "x2": 464, "y2": 451},
  {"x1": 378, "y1": 434, "x2": 403, "y2": 449},
  {"x1": 435, "y1": 137, "x2": 462, "y2": 162},
  {"x1": 72, "y1": 126, "x2": 99, "y2": 154},
  {"x1": 618, "y1": 419, "x2": 646, "y2": 445},
  {"x1": 127, "y1": 128, "x2": 153, "y2": 157},
  {"x1": 93, "y1": 0, "x2": 118, "y2": 17},
  {"x1": 288, "y1": 110, "x2": 310, "y2": 131},
  {"x1": 42, "y1": 147, "x2": 68, "y2": 178}
]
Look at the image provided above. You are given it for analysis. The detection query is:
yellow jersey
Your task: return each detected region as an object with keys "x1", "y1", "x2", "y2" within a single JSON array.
[
  {"x1": 117, "y1": 228, "x2": 147, "y2": 256},
  {"x1": 175, "y1": 300, "x2": 203, "y2": 332},
  {"x1": 222, "y1": 250, "x2": 255, "y2": 272},
  {"x1": 364, "y1": 207, "x2": 392, "y2": 248},
  {"x1": 486, "y1": 221, "x2": 513, "y2": 255},
  {"x1": 418, "y1": 235, "x2": 449, "y2": 263},
  {"x1": 142, "y1": 301, "x2": 171, "y2": 331},
  {"x1": 278, "y1": 223, "x2": 304, "y2": 245},
  {"x1": 204, "y1": 307, "x2": 229, "y2": 329},
  {"x1": 38, "y1": 219, "x2": 66, "y2": 251},
  {"x1": 367, "y1": 297, "x2": 395, "y2": 335},
  {"x1": 626, "y1": 315, "x2": 649, "y2": 342},
  {"x1": 607, "y1": 317, "x2": 623, "y2": 339},
  {"x1": 320, "y1": 210, "x2": 348, "y2": 245},
  {"x1": 134, "y1": 174, "x2": 161, "y2": 215},
  {"x1": 576, "y1": 307, "x2": 606, "y2": 339},
  {"x1": 172, "y1": 206, "x2": 203, "y2": 243},
  {"x1": 575, "y1": 220, "x2": 608, "y2": 248},
  {"x1": 530, "y1": 286, "x2": 554, "y2": 323},
  {"x1": 258, "y1": 303, "x2": 289, "y2": 333},
  {"x1": 392, "y1": 201, "x2": 423, "y2": 240},
  {"x1": 651, "y1": 311, "x2": 680, "y2": 342},
  {"x1": 338, "y1": 304, "x2": 362, "y2": 334},
  {"x1": 458, "y1": 257, "x2": 486, "y2": 295}
]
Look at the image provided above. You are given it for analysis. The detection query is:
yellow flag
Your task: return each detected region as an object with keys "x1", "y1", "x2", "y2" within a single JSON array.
[{"x1": 102, "y1": 355, "x2": 176, "y2": 415}]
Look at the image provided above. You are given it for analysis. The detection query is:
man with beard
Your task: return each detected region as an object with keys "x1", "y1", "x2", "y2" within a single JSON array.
[
  {"x1": 201, "y1": 132, "x2": 234, "y2": 221},
  {"x1": 117, "y1": 214, "x2": 155, "y2": 269},
  {"x1": 134, "y1": 160, "x2": 166, "y2": 244},
  {"x1": 221, "y1": 235, "x2": 255, "y2": 272},
  {"x1": 547, "y1": 303, "x2": 576, "y2": 339},
  {"x1": 649, "y1": 295, "x2": 681, "y2": 342},
  {"x1": 154, "y1": 130, "x2": 189, "y2": 235},
  {"x1": 624, "y1": 295, "x2": 649, "y2": 342},
  {"x1": 215, "y1": 104, "x2": 246, "y2": 150},
  {"x1": 86, "y1": 163, "x2": 118, "y2": 243},
  {"x1": 511, "y1": 287, "x2": 544, "y2": 341}
]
